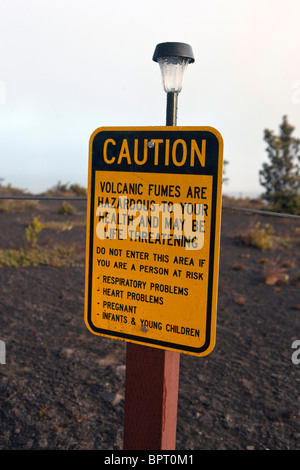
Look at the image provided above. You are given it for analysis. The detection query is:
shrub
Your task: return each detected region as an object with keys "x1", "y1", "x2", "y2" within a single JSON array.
[
  {"x1": 236, "y1": 221, "x2": 275, "y2": 251},
  {"x1": 259, "y1": 116, "x2": 300, "y2": 215},
  {"x1": 26, "y1": 217, "x2": 43, "y2": 248},
  {"x1": 69, "y1": 183, "x2": 87, "y2": 196},
  {"x1": 45, "y1": 181, "x2": 87, "y2": 197},
  {"x1": 58, "y1": 201, "x2": 74, "y2": 215},
  {"x1": 263, "y1": 258, "x2": 289, "y2": 286}
]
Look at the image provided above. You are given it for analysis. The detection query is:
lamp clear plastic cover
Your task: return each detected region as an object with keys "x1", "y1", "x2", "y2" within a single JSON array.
[{"x1": 157, "y1": 56, "x2": 190, "y2": 93}]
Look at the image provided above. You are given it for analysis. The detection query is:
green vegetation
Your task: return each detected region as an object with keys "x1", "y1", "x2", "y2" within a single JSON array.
[
  {"x1": 58, "y1": 201, "x2": 75, "y2": 215},
  {"x1": 0, "y1": 179, "x2": 39, "y2": 212},
  {"x1": 68, "y1": 183, "x2": 87, "y2": 197},
  {"x1": 0, "y1": 245, "x2": 81, "y2": 268},
  {"x1": 259, "y1": 115, "x2": 300, "y2": 214},
  {"x1": 235, "y1": 219, "x2": 300, "y2": 254},
  {"x1": 0, "y1": 199, "x2": 39, "y2": 213},
  {"x1": 26, "y1": 217, "x2": 43, "y2": 248},
  {"x1": 45, "y1": 181, "x2": 87, "y2": 197},
  {"x1": 0, "y1": 206, "x2": 85, "y2": 268},
  {"x1": 236, "y1": 221, "x2": 276, "y2": 251},
  {"x1": 43, "y1": 219, "x2": 85, "y2": 232}
]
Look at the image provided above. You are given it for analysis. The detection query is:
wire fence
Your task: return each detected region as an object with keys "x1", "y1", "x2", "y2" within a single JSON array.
[
  {"x1": 0, "y1": 194, "x2": 300, "y2": 220},
  {"x1": 221, "y1": 205, "x2": 300, "y2": 220},
  {"x1": 0, "y1": 195, "x2": 87, "y2": 201}
]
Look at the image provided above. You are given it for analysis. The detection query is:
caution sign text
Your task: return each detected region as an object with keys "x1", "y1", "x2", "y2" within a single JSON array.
[{"x1": 85, "y1": 127, "x2": 223, "y2": 356}]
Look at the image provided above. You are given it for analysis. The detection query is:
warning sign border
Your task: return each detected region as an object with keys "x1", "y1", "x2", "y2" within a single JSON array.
[{"x1": 84, "y1": 126, "x2": 223, "y2": 356}]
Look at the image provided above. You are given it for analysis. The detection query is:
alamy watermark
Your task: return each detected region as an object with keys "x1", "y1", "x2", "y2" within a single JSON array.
[
  {"x1": 291, "y1": 80, "x2": 300, "y2": 105},
  {"x1": 0, "y1": 340, "x2": 5, "y2": 364},
  {"x1": 291, "y1": 340, "x2": 300, "y2": 365},
  {"x1": 95, "y1": 196, "x2": 206, "y2": 251}
]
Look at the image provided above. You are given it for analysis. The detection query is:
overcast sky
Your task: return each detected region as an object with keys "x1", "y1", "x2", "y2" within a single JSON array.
[{"x1": 0, "y1": 0, "x2": 299, "y2": 197}]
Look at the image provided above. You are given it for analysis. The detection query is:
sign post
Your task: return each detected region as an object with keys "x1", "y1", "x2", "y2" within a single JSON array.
[
  {"x1": 85, "y1": 42, "x2": 223, "y2": 450},
  {"x1": 85, "y1": 126, "x2": 223, "y2": 448}
]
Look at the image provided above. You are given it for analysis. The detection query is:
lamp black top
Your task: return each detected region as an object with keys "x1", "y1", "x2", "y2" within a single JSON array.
[{"x1": 152, "y1": 42, "x2": 195, "y2": 63}]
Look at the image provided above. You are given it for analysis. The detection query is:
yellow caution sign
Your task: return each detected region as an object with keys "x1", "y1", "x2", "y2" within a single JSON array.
[{"x1": 85, "y1": 127, "x2": 223, "y2": 356}]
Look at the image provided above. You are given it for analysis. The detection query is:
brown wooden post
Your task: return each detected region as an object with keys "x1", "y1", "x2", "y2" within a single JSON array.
[{"x1": 123, "y1": 343, "x2": 180, "y2": 450}]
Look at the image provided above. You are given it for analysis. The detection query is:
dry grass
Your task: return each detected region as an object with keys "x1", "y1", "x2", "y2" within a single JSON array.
[
  {"x1": 263, "y1": 257, "x2": 289, "y2": 286},
  {"x1": 236, "y1": 221, "x2": 277, "y2": 251},
  {"x1": 222, "y1": 195, "x2": 266, "y2": 209},
  {"x1": 0, "y1": 245, "x2": 84, "y2": 268},
  {"x1": 0, "y1": 199, "x2": 39, "y2": 213}
]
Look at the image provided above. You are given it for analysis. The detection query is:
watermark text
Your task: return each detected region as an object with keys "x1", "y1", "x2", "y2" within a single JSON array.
[
  {"x1": 0, "y1": 340, "x2": 5, "y2": 364},
  {"x1": 291, "y1": 339, "x2": 300, "y2": 364}
]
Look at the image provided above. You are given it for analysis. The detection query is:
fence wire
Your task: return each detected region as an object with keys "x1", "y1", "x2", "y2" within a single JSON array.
[
  {"x1": 221, "y1": 205, "x2": 300, "y2": 220},
  {"x1": 0, "y1": 195, "x2": 87, "y2": 201},
  {"x1": 0, "y1": 195, "x2": 300, "y2": 220}
]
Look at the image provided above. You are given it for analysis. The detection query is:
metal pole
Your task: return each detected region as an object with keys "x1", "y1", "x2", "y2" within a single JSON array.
[
  {"x1": 123, "y1": 91, "x2": 180, "y2": 451},
  {"x1": 166, "y1": 92, "x2": 178, "y2": 126}
]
